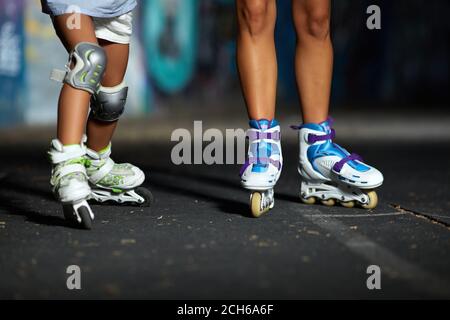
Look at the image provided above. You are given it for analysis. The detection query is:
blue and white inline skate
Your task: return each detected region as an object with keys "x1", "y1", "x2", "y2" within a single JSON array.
[
  {"x1": 240, "y1": 119, "x2": 283, "y2": 217},
  {"x1": 292, "y1": 117, "x2": 383, "y2": 209},
  {"x1": 49, "y1": 137, "x2": 95, "y2": 229},
  {"x1": 85, "y1": 143, "x2": 153, "y2": 207}
]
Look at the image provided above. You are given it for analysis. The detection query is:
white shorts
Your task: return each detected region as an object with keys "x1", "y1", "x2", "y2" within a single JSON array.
[{"x1": 93, "y1": 11, "x2": 133, "y2": 44}]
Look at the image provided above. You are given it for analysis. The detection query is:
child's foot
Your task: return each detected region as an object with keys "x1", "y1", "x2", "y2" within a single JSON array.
[
  {"x1": 48, "y1": 138, "x2": 94, "y2": 229},
  {"x1": 85, "y1": 143, "x2": 152, "y2": 206}
]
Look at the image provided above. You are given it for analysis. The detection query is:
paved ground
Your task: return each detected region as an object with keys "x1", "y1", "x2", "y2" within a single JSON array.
[{"x1": 0, "y1": 112, "x2": 449, "y2": 299}]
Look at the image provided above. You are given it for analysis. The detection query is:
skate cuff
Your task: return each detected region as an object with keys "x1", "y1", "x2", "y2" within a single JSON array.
[
  {"x1": 247, "y1": 130, "x2": 280, "y2": 141},
  {"x1": 86, "y1": 143, "x2": 112, "y2": 160},
  {"x1": 307, "y1": 129, "x2": 335, "y2": 144},
  {"x1": 332, "y1": 153, "x2": 363, "y2": 173},
  {"x1": 49, "y1": 147, "x2": 86, "y2": 164}
]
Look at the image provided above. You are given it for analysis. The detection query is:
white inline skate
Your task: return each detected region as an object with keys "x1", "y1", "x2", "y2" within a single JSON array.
[
  {"x1": 85, "y1": 143, "x2": 153, "y2": 207},
  {"x1": 292, "y1": 117, "x2": 383, "y2": 209},
  {"x1": 49, "y1": 138, "x2": 95, "y2": 229},
  {"x1": 240, "y1": 119, "x2": 283, "y2": 217}
]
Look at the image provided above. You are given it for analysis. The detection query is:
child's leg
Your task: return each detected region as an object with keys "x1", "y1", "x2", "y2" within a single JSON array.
[
  {"x1": 82, "y1": 39, "x2": 149, "y2": 206},
  {"x1": 86, "y1": 39, "x2": 129, "y2": 152},
  {"x1": 292, "y1": 0, "x2": 332, "y2": 124},
  {"x1": 49, "y1": 14, "x2": 104, "y2": 228},
  {"x1": 52, "y1": 14, "x2": 99, "y2": 144},
  {"x1": 236, "y1": 0, "x2": 277, "y2": 120}
]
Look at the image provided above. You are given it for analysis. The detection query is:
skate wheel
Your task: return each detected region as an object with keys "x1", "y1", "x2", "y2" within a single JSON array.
[
  {"x1": 63, "y1": 204, "x2": 93, "y2": 230},
  {"x1": 135, "y1": 187, "x2": 154, "y2": 207},
  {"x1": 250, "y1": 192, "x2": 269, "y2": 218},
  {"x1": 361, "y1": 190, "x2": 378, "y2": 209},
  {"x1": 77, "y1": 205, "x2": 93, "y2": 230},
  {"x1": 301, "y1": 196, "x2": 316, "y2": 205},
  {"x1": 321, "y1": 198, "x2": 336, "y2": 206},
  {"x1": 341, "y1": 200, "x2": 355, "y2": 208}
]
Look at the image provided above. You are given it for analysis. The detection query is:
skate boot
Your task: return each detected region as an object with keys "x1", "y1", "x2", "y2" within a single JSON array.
[
  {"x1": 48, "y1": 138, "x2": 95, "y2": 229},
  {"x1": 240, "y1": 119, "x2": 282, "y2": 217},
  {"x1": 85, "y1": 143, "x2": 153, "y2": 206},
  {"x1": 292, "y1": 117, "x2": 383, "y2": 209}
]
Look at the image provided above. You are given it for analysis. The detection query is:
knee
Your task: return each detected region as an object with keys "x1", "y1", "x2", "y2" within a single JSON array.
[
  {"x1": 299, "y1": 9, "x2": 330, "y2": 40},
  {"x1": 238, "y1": 0, "x2": 274, "y2": 36}
]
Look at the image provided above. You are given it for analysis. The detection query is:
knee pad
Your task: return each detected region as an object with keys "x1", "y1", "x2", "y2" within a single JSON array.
[
  {"x1": 50, "y1": 42, "x2": 107, "y2": 94},
  {"x1": 90, "y1": 81, "x2": 128, "y2": 122}
]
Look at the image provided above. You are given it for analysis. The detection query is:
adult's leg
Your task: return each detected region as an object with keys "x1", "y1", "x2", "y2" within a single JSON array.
[
  {"x1": 236, "y1": 0, "x2": 277, "y2": 120},
  {"x1": 86, "y1": 39, "x2": 129, "y2": 151},
  {"x1": 53, "y1": 14, "x2": 98, "y2": 145},
  {"x1": 292, "y1": 0, "x2": 332, "y2": 123}
]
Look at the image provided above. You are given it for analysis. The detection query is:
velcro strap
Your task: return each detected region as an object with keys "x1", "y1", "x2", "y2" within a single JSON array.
[
  {"x1": 239, "y1": 157, "x2": 281, "y2": 176},
  {"x1": 247, "y1": 130, "x2": 280, "y2": 141},
  {"x1": 49, "y1": 147, "x2": 86, "y2": 164},
  {"x1": 89, "y1": 157, "x2": 115, "y2": 184},
  {"x1": 308, "y1": 129, "x2": 335, "y2": 144},
  {"x1": 54, "y1": 163, "x2": 86, "y2": 179},
  {"x1": 248, "y1": 156, "x2": 281, "y2": 168},
  {"x1": 50, "y1": 69, "x2": 67, "y2": 83},
  {"x1": 332, "y1": 153, "x2": 363, "y2": 173}
]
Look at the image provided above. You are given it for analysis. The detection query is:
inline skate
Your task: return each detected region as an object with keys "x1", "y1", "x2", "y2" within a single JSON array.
[
  {"x1": 85, "y1": 143, "x2": 153, "y2": 206},
  {"x1": 48, "y1": 138, "x2": 95, "y2": 229},
  {"x1": 240, "y1": 119, "x2": 282, "y2": 217},
  {"x1": 292, "y1": 117, "x2": 383, "y2": 209}
]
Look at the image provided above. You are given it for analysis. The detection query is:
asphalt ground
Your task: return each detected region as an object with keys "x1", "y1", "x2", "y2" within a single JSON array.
[{"x1": 0, "y1": 125, "x2": 449, "y2": 299}]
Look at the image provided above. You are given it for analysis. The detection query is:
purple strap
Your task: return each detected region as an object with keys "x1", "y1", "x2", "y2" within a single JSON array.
[
  {"x1": 247, "y1": 131, "x2": 280, "y2": 141},
  {"x1": 290, "y1": 117, "x2": 335, "y2": 131},
  {"x1": 291, "y1": 117, "x2": 336, "y2": 144},
  {"x1": 307, "y1": 129, "x2": 335, "y2": 144},
  {"x1": 290, "y1": 124, "x2": 335, "y2": 143},
  {"x1": 239, "y1": 157, "x2": 281, "y2": 176},
  {"x1": 332, "y1": 153, "x2": 363, "y2": 173}
]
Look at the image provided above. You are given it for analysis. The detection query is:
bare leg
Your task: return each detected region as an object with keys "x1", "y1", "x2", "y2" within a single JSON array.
[
  {"x1": 86, "y1": 39, "x2": 130, "y2": 152},
  {"x1": 292, "y1": 0, "x2": 332, "y2": 124},
  {"x1": 236, "y1": 0, "x2": 277, "y2": 120},
  {"x1": 53, "y1": 14, "x2": 98, "y2": 145}
]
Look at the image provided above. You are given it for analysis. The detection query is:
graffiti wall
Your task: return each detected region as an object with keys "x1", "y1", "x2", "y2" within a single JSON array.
[
  {"x1": 0, "y1": 0, "x2": 25, "y2": 127},
  {"x1": 24, "y1": 0, "x2": 148, "y2": 125},
  {"x1": 0, "y1": 0, "x2": 150, "y2": 127},
  {"x1": 0, "y1": 0, "x2": 448, "y2": 127}
]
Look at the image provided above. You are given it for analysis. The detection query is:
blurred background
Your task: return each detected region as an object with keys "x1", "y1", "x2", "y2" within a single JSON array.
[{"x1": 0, "y1": 0, "x2": 448, "y2": 130}]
